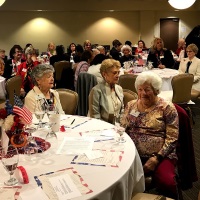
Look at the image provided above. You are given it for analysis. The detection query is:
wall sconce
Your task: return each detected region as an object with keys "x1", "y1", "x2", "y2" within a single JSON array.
[
  {"x1": 168, "y1": 0, "x2": 196, "y2": 9},
  {"x1": 0, "y1": 0, "x2": 5, "y2": 6}
]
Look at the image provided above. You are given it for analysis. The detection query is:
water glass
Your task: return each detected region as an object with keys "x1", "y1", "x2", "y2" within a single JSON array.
[{"x1": 1, "y1": 145, "x2": 19, "y2": 186}]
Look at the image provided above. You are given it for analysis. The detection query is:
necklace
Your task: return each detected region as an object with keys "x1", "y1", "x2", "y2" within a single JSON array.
[{"x1": 111, "y1": 91, "x2": 119, "y2": 117}]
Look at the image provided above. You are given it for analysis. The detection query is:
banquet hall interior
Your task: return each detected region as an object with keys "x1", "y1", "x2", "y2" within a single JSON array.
[{"x1": 0, "y1": 0, "x2": 200, "y2": 200}]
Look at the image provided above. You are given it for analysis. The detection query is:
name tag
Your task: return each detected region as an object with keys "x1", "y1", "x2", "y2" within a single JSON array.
[
  {"x1": 160, "y1": 56, "x2": 164, "y2": 59},
  {"x1": 22, "y1": 68, "x2": 27, "y2": 72},
  {"x1": 130, "y1": 110, "x2": 140, "y2": 117}
]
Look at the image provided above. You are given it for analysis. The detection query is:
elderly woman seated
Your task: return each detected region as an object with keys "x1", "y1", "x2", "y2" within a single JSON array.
[
  {"x1": 24, "y1": 64, "x2": 64, "y2": 114},
  {"x1": 178, "y1": 43, "x2": 200, "y2": 93},
  {"x1": 119, "y1": 45, "x2": 134, "y2": 67},
  {"x1": 89, "y1": 59, "x2": 124, "y2": 124},
  {"x1": 121, "y1": 72, "x2": 179, "y2": 198}
]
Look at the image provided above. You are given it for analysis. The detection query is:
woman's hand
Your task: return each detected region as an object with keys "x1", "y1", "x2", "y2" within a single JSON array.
[
  {"x1": 20, "y1": 88, "x2": 26, "y2": 97},
  {"x1": 143, "y1": 156, "x2": 159, "y2": 174},
  {"x1": 158, "y1": 64, "x2": 166, "y2": 69}
]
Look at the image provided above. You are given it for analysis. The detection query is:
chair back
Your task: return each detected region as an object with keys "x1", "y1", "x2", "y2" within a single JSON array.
[
  {"x1": 54, "y1": 61, "x2": 74, "y2": 90},
  {"x1": 123, "y1": 89, "x2": 138, "y2": 108},
  {"x1": 56, "y1": 89, "x2": 78, "y2": 115},
  {"x1": 118, "y1": 74, "x2": 137, "y2": 93},
  {"x1": 171, "y1": 74, "x2": 194, "y2": 104},
  {"x1": 5, "y1": 76, "x2": 22, "y2": 106},
  {"x1": 76, "y1": 72, "x2": 98, "y2": 116},
  {"x1": 174, "y1": 104, "x2": 197, "y2": 190}
]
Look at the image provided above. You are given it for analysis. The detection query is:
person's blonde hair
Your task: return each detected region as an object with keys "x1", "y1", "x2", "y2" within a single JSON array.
[
  {"x1": 186, "y1": 43, "x2": 198, "y2": 54},
  {"x1": 100, "y1": 59, "x2": 121, "y2": 74},
  {"x1": 150, "y1": 37, "x2": 165, "y2": 53}
]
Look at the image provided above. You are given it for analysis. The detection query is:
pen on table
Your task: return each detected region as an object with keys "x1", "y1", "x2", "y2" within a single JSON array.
[{"x1": 70, "y1": 119, "x2": 75, "y2": 125}]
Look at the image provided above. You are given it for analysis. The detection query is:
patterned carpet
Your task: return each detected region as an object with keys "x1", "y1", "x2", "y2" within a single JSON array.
[{"x1": 182, "y1": 103, "x2": 200, "y2": 200}]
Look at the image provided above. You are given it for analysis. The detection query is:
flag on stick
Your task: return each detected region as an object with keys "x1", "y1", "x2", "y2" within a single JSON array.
[{"x1": 13, "y1": 93, "x2": 32, "y2": 124}]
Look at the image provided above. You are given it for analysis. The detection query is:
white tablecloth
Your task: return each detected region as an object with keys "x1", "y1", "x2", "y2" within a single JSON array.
[
  {"x1": 143, "y1": 68, "x2": 179, "y2": 91},
  {"x1": 0, "y1": 115, "x2": 145, "y2": 200},
  {"x1": 0, "y1": 76, "x2": 6, "y2": 100}
]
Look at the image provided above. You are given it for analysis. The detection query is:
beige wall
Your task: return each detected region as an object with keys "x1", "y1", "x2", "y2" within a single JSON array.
[{"x1": 0, "y1": 10, "x2": 199, "y2": 54}]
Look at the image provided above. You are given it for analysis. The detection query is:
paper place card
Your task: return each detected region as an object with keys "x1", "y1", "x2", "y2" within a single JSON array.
[
  {"x1": 0, "y1": 186, "x2": 22, "y2": 200},
  {"x1": 72, "y1": 150, "x2": 123, "y2": 167},
  {"x1": 48, "y1": 174, "x2": 81, "y2": 200},
  {"x1": 34, "y1": 168, "x2": 92, "y2": 196},
  {"x1": 85, "y1": 150, "x2": 104, "y2": 160},
  {"x1": 20, "y1": 187, "x2": 49, "y2": 200},
  {"x1": 56, "y1": 137, "x2": 94, "y2": 155},
  {"x1": 80, "y1": 129, "x2": 115, "y2": 141}
]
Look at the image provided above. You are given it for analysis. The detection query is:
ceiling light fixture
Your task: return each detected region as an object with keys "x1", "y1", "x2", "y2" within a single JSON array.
[
  {"x1": 168, "y1": 0, "x2": 196, "y2": 10},
  {"x1": 0, "y1": 0, "x2": 5, "y2": 6}
]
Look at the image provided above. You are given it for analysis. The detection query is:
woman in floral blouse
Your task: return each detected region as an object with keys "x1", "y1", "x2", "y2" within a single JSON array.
[
  {"x1": 147, "y1": 37, "x2": 174, "y2": 69},
  {"x1": 121, "y1": 72, "x2": 179, "y2": 198}
]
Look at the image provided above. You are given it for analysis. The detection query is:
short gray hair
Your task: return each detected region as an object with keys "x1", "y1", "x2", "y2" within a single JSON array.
[
  {"x1": 135, "y1": 71, "x2": 162, "y2": 94},
  {"x1": 25, "y1": 47, "x2": 34, "y2": 56},
  {"x1": 121, "y1": 45, "x2": 132, "y2": 53},
  {"x1": 31, "y1": 64, "x2": 54, "y2": 86}
]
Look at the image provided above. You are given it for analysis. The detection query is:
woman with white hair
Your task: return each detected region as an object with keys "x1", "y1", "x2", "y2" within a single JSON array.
[
  {"x1": 119, "y1": 44, "x2": 134, "y2": 67},
  {"x1": 17, "y1": 47, "x2": 40, "y2": 97},
  {"x1": 121, "y1": 71, "x2": 179, "y2": 198}
]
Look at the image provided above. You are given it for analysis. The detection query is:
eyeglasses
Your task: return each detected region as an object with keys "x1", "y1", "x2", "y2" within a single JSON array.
[{"x1": 186, "y1": 50, "x2": 193, "y2": 53}]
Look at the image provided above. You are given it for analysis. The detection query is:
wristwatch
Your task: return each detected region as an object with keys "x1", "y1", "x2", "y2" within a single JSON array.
[{"x1": 152, "y1": 153, "x2": 163, "y2": 162}]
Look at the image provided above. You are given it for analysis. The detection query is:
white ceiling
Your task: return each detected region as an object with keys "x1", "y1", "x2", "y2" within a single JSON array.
[{"x1": 0, "y1": 0, "x2": 200, "y2": 12}]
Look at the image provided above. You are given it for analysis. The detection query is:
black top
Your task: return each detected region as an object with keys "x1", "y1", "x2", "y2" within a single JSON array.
[
  {"x1": 3, "y1": 58, "x2": 26, "y2": 80},
  {"x1": 50, "y1": 54, "x2": 70, "y2": 66},
  {"x1": 147, "y1": 49, "x2": 175, "y2": 69},
  {"x1": 119, "y1": 55, "x2": 135, "y2": 67},
  {"x1": 110, "y1": 47, "x2": 121, "y2": 61}
]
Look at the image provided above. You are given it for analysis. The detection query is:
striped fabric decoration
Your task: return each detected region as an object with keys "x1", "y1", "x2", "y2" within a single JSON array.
[{"x1": 13, "y1": 93, "x2": 32, "y2": 124}]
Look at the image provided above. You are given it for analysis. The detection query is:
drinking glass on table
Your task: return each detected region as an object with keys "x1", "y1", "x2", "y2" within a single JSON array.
[
  {"x1": 46, "y1": 104, "x2": 58, "y2": 139},
  {"x1": 24, "y1": 126, "x2": 38, "y2": 159},
  {"x1": 114, "y1": 115, "x2": 126, "y2": 143},
  {"x1": 1, "y1": 145, "x2": 19, "y2": 186},
  {"x1": 34, "y1": 104, "x2": 46, "y2": 128}
]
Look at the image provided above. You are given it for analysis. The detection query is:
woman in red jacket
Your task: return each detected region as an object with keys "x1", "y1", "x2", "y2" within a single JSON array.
[{"x1": 17, "y1": 47, "x2": 40, "y2": 98}]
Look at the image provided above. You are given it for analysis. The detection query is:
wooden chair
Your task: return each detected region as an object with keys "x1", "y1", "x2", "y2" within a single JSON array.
[
  {"x1": 123, "y1": 89, "x2": 138, "y2": 108},
  {"x1": 56, "y1": 89, "x2": 78, "y2": 115},
  {"x1": 5, "y1": 76, "x2": 22, "y2": 106},
  {"x1": 191, "y1": 89, "x2": 200, "y2": 102},
  {"x1": 54, "y1": 61, "x2": 74, "y2": 90},
  {"x1": 118, "y1": 74, "x2": 137, "y2": 93},
  {"x1": 171, "y1": 73, "x2": 194, "y2": 104}
]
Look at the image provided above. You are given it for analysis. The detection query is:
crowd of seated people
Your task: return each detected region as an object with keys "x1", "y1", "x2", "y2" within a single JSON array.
[{"x1": 0, "y1": 35, "x2": 199, "y2": 199}]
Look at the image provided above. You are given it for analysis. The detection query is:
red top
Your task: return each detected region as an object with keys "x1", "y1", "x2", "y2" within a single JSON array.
[{"x1": 17, "y1": 61, "x2": 39, "y2": 90}]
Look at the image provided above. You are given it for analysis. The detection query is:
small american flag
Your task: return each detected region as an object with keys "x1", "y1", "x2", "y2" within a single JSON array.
[{"x1": 13, "y1": 93, "x2": 32, "y2": 124}]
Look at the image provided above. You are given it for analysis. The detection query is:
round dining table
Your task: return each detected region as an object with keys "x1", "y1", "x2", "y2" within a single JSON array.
[
  {"x1": 0, "y1": 115, "x2": 145, "y2": 200},
  {"x1": 0, "y1": 76, "x2": 6, "y2": 100},
  {"x1": 142, "y1": 68, "x2": 179, "y2": 91}
]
